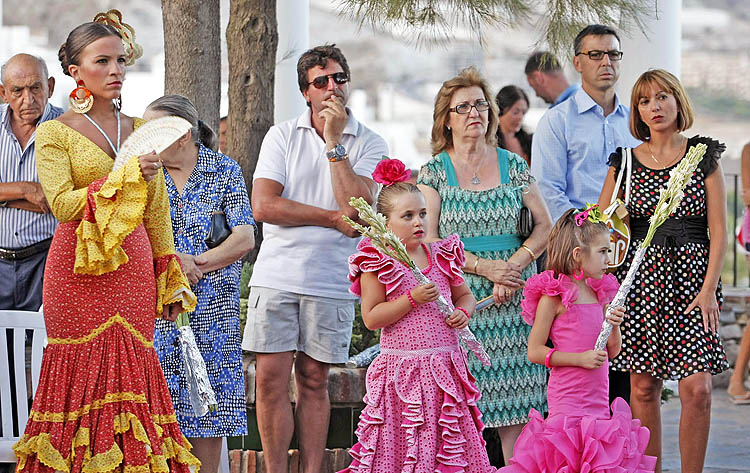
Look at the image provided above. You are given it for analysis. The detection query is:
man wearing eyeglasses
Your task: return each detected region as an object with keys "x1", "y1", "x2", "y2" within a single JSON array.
[
  {"x1": 531, "y1": 24, "x2": 640, "y2": 224},
  {"x1": 243, "y1": 44, "x2": 387, "y2": 473},
  {"x1": 531, "y1": 25, "x2": 640, "y2": 407}
]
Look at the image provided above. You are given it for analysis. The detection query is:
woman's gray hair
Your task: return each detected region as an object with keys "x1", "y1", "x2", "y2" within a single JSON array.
[{"x1": 145, "y1": 94, "x2": 218, "y2": 151}]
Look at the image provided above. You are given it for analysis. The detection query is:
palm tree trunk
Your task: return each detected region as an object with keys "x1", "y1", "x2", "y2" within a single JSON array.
[
  {"x1": 161, "y1": 0, "x2": 221, "y2": 134},
  {"x1": 227, "y1": 0, "x2": 278, "y2": 262}
]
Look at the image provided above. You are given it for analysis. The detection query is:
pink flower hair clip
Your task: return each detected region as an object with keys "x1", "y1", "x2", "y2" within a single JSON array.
[
  {"x1": 574, "y1": 203, "x2": 602, "y2": 226},
  {"x1": 372, "y1": 156, "x2": 412, "y2": 186}
]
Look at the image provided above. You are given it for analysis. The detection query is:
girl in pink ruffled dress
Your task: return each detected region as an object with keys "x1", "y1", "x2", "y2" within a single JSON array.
[
  {"x1": 502, "y1": 207, "x2": 657, "y2": 473},
  {"x1": 341, "y1": 159, "x2": 498, "y2": 473}
]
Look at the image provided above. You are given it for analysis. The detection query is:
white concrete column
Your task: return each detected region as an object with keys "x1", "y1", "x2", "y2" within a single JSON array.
[
  {"x1": 274, "y1": 0, "x2": 309, "y2": 123},
  {"x1": 616, "y1": 0, "x2": 682, "y2": 107}
]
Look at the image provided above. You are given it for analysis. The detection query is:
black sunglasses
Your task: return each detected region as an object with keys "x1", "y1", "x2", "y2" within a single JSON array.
[{"x1": 308, "y1": 72, "x2": 349, "y2": 89}]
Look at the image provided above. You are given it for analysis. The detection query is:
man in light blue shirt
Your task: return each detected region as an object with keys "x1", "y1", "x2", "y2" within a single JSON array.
[
  {"x1": 531, "y1": 25, "x2": 640, "y2": 223},
  {"x1": 525, "y1": 51, "x2": 579, "y2": 107}
]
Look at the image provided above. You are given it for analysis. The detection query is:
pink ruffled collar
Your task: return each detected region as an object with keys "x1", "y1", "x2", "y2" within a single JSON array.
[
  {"x1": 521, "y1": 271, "x2": 619, "y2": 325},
  {"x1": 348, "y1": 234, "x2": 466, "y2": 297}
]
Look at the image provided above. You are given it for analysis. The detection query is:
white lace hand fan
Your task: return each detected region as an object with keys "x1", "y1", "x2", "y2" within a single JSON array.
[{"x1": 112, "y1": 116, "x2": 192, "y2": 172}]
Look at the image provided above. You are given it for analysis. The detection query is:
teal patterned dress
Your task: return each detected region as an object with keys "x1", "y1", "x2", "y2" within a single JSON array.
[{"x1": 418, "y1": 148, "x2": 547, "y2": 427}]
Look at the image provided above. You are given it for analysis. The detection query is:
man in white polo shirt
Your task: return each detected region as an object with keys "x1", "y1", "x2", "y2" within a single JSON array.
[{"x1": 243, "y1": 44, "x2": 387, "y2": 473}]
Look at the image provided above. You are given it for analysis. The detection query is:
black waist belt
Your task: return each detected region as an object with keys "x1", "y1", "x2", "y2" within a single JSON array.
[
  {"x1": 630, "y1": 217, "x2": 709, "y2": 247},
  {"x1": 0, "y1": 238, "x2": 52, "y2": 261}
]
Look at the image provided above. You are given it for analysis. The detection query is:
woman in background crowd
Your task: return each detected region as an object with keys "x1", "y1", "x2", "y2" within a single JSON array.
[
  {"x1": 729, "y1": 140, "x2": 750, "y2": 404},
  {"x1": 145, "y1": 94, "x2": 255, "y2": 473},
  {"x1": 495, "y1": 85, "x2": 532, "y2": 165}
]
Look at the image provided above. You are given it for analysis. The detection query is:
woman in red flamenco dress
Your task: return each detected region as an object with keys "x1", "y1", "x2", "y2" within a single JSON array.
[{"x1": 13, "y1": 16, "x2": 201, "y2": 473}]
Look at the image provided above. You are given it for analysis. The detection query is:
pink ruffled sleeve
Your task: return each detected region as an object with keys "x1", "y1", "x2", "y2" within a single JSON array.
[
  {"x1": 433, "y1": 233, "x2": 466, "y2": 286},
  {"x1": 587, "y1": 273, "x2": 620, "y2": 305},
  {"x1": 348, "y1": 237, "x2": 406, "y2": 297},
  {"x1": 520, "y1": 270, "x2": 578, "y2": 326}
]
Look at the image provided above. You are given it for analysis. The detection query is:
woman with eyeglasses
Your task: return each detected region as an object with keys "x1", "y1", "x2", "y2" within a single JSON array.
[
  {"x1": 598, "y1": 69, "x2": 728, "y2": 473},
  {"x1": 417, "y1": 67, "x2": 552, "y2": 465}
]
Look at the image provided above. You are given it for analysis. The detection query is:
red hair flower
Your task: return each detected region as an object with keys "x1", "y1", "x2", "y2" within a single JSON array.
[{"x1": 372, "y1": 157, "x2": 412, "y2": 186}]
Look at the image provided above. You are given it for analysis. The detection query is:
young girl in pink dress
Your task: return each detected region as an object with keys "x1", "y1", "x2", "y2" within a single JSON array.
[
  {"x1": 501, "y1": 207, "x2": 657, "y2": 473},
  {"x1": 341, "y1": 159, "x2": 498, "y2": 473}
]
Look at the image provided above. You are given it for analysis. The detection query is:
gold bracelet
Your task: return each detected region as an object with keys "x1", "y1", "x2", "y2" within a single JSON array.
[
  {"x1": 520, "y1": 244, "x2": 536, "y2": 261},
  {"x1": 472, "y1": 256, "x2": 479, "y2": 274}
]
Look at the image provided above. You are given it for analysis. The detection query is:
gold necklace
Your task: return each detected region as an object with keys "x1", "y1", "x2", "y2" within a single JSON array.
[{"x1": 647, "y1": 138, "x2": 685, "y2": 167}]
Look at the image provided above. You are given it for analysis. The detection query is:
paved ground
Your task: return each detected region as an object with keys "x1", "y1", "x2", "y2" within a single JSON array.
[{"x1": 662, "y1": 382, "x2": 750, "y2": 472}]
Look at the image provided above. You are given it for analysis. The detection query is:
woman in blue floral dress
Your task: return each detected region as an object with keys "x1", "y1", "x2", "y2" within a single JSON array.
[
  {"x1": 145, "y1": 95, "x2": 256, "y2": 473},
  {"x1": 418, "y1": 68, "x2": 553, "y2": 464}
]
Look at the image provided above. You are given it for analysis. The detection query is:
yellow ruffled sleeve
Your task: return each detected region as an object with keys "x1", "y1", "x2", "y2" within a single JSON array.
[
  {"x1": 154, "y1": 254, "x2": 196, "y2": 315},
  {"x1": 74, "y1": 156, "x2": 148, "y2": 274},
  {"x1": 146, "y1": 167, "x2": 196, "y2": 315},
  {"x1": 76, "y1": 146, "x2": 196, "y2": 313},
  {"x1": 139, "y1": 120, "x2": 196, "y2": 314}
]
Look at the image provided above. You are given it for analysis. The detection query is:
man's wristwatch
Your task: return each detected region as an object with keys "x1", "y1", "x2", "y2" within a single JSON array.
[{"x1": 326, "y1": 144, "x2": 348, "y2": 162}]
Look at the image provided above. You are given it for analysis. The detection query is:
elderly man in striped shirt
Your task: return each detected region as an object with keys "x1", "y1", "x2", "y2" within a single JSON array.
[{"x1": 0, "y1": 54, "x2": 62, "y2": 311}]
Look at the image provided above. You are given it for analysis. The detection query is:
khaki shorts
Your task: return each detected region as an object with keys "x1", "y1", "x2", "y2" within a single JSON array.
[{"x1": 242, "y1": 286, "x2": 355, "y2": 364}]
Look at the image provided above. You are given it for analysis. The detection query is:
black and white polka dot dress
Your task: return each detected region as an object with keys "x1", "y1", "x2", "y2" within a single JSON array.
[{"x1": 609, "y1": 135, "x2": 729, "y2": 381}]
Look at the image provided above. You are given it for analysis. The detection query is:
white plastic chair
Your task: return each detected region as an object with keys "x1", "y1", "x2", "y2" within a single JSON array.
[{"x1": 0, "y1": 310, "x2": 46, "y2": 464}]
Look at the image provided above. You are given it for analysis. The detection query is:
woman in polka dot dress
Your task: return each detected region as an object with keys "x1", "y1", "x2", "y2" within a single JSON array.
[
  {"x1": 340, "y1": 160, "x2": 497, "y2": 473},
  {"x1": 599, "y1": 69, "x2": 728, "y2": 473}
]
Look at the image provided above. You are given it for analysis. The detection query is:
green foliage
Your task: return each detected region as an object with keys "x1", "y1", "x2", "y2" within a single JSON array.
[
  {"x1": 337, "y1": 0, "x2": 650, "y2": 56},
  {"x1": 349, "y1": 303, "x2": 381, "y2": 356},
  {"x1": 240, "y1": 297, "x2": 248, "y2": 338},
  {"x1": 239, "y1": 263, "x2": 253, "y2": 335},
  {"x1": 661, "y1": 386, "x2": 675, "y2": 404},
  {"x1": 240, "y1": 263, "x2": 253, "y2": 299}
]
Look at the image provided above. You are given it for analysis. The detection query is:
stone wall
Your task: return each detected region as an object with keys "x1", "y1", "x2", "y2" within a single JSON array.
[{"x1": 229, "y1": 449, "x2": 352, "y2": 473}]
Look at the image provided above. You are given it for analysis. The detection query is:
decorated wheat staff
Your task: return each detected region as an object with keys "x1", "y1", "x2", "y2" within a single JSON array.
[
  {"x1": 595, "y1": 143, "x2": 708, "y2": 350},
  {"x1": 176, "y1": 311, "x2": 218, "y2": 416},
  {"x1": 345, "y1": 197, "x2": 492, "y2": 366}
]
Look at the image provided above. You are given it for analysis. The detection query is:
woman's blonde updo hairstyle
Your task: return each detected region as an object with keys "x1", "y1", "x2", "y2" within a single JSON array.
[
  {"x1": 58, "y1": 22, "x2": 122, "y2": 76},
  {"x1": 430, "y1": 66, "x2": 499, "y2": 155}
]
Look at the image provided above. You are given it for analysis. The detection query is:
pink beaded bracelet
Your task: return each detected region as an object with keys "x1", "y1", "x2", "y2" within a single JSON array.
[
  {"x1": 406, "y1": 291, "x2": 417, "y2": 309},
  {"x1": 456, "y1": 306, "x2": 471, "y2": 319},
  {"x1": 544, "y1": 348, "x2": 557, "y2": 369}
]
